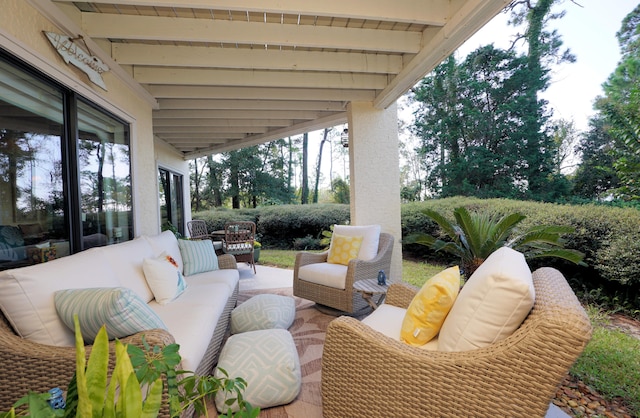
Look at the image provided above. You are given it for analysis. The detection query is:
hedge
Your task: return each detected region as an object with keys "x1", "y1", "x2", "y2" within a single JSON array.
[{"x1": 193, "y1": 198, "x2": 640, "y2": 310}]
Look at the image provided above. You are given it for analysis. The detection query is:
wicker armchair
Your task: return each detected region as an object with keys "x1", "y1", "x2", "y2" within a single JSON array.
[
  {"x1": 321, "y1": 267, "x2": 592, "y2": 418},
  {"x1": 293, "y1": 232, "x2": 394, "y2": 313}
]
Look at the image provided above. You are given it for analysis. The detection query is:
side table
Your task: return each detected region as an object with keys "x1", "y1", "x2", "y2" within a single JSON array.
[{"x1": 353, "y1": 278, "x2": 389, "y2": 310}]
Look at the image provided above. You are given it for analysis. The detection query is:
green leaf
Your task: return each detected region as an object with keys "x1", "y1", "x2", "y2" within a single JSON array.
[
  {"x1": 140, "y1": 379, "x2": 163, "y2": 418},
  {"x1": 85, "y1": 326, "x2": 109, "y2": 418}
]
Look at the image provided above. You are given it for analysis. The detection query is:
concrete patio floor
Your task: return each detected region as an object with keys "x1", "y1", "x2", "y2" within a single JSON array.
[{"x1": 237, "y1": 263, "x2": 571, "y2": 418}]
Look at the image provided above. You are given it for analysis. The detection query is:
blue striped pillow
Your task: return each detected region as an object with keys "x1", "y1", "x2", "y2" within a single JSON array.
[
  {"x1": 177, "y1": 239, "x2": 219, "y2": 276},
  {"x1": 54, "y1": 287, "x2": 167, "y2": 343}
]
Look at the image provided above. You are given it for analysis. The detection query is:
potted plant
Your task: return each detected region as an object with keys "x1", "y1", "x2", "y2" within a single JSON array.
[{"x1": 253, "y1": 241, "x2": 261, "y2": 263}]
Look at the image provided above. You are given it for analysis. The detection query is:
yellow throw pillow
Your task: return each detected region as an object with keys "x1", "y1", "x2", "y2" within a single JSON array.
[
  {"x1": 327, "y1": 234, "x2": 364, "y2": 266},
  {"x1": 400, "y1": 266, "x2": 461, "y2": 347}
]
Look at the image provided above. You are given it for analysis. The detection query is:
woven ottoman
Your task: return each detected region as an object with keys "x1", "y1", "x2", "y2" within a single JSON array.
[
  {"x1": 214, "y1": 329, "x2": 301, "y2": 413},
  {"x1": 231, "y1": 294, "x2": 296, "y2": 334}
]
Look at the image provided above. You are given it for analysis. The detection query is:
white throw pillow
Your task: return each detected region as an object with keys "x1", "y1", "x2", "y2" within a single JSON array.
[
  {"x1": 332, "y1": 225, "x2": 381, "y2": 261},
  {"x1": 142, "y1": 252, "x2": 188, "y2": 304},
  {"x1": 438, "y1": 247, "x2": 535, "y2": 352}
]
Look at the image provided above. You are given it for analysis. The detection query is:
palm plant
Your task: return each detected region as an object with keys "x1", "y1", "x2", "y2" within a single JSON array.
[{"x1": 405, "y1": 206, "x2": 585, "y2": 277}]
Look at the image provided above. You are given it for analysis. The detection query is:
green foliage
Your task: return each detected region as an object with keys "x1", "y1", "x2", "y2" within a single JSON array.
[
  {"x1": 1, "y1": 317, "x2": 257, "y2": 418},
  {"x1": 405, "y1": 206, "x2": 584, "y2": 277},
  {"x1": 292, "y1": 236, "x2": 322, "y2": 251}
]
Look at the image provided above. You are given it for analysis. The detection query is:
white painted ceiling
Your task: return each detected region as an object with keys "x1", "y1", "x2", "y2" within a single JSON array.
[{"x1": 43, "y1": 0, "x2": 510, "y2": 158}]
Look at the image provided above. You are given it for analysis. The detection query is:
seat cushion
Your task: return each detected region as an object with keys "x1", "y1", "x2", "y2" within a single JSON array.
[
  {"x1": 438, "y1": 247, "x2": 534, "y2": 352},
  {"x1": 231, "y1": 294, "x2": 296, "y2": 334},
  {"x1": 150, "y1": 279, "x2": 231, "y2": 373},
  {"x1": 297, "y1": 262, "x2": 348, "y2": 289},
  {"x1": 54, "y1": 287, "x2": 167, "y2": 343},
  {"x1": 215, "y1": 329, "x2": 301, "y2": 413},
  {"x1": 400, "y1": 266, "x2": 460, "y2": 346},
  {"x1": 332, "y1": 225, "x2": 381, "y2": 261},
  {"x1": 361, "y1": 303, "x2": 407, "y2": 341}
]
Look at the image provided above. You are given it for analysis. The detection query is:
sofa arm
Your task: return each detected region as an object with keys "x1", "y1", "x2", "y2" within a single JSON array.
[
  {"x1": 0, "y1": 321, "x2": 175, "y2": 412},
  {"x1": 217, "y1": 253, "x2": 237, "y2": 269}
]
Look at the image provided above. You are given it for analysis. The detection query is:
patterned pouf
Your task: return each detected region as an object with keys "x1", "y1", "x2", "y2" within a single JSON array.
[
  {"x1": 231, "y1": 294, "x2": 296, "y2": 334},
  {"x1": 214, "y1": 329, "x2": 301, "y2": 413}
]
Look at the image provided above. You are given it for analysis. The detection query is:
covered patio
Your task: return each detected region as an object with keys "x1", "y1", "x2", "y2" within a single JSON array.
[{"x1": 2, "y1": 0, "x2": 511, "y2": 278}]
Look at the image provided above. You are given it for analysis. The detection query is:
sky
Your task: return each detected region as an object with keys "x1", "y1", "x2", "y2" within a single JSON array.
[
  {"x1": 307, "y1": 0, "x2": 639, "y2": 186},
  {"x1": 456, "y1": 0, "x2": 639, "y2": 131}
]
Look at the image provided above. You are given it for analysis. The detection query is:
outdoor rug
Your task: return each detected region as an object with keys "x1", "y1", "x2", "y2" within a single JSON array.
[{"x1": 207, "y1": 287, "x2": 333, "y2": 418}]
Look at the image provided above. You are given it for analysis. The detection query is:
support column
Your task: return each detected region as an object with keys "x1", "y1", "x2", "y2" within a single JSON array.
[{"x1": 347, "y1": 102, "x2": 402, "y2": 281}]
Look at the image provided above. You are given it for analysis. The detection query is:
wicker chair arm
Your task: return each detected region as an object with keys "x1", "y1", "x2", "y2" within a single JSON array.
[
  {"x1": 385, "y1": 282, "x2": 419, "y2": 308},
  {"x1": 294, "y1": 250, "x2": 329, "y2": 270},
  {"x1": 217, "y1": 253, "x2": 237, "y2": 270}
]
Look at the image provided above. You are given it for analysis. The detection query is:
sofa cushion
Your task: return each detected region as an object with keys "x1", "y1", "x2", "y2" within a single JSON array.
[
  {"x1": 438, "y1": 247, "x2": 535, "y2": 352},
  {"x1": 400, "y1": 266, "x2": 460, "y2": 346},
  {"x1": 361, "y1": 303, "x2": 407, "y2": 340},
  {"x1": 0, "y1": 248, "x2": 119, "y2": 346},
  {"x1": 144, "y1": 231, "x2": 184, "y2": 273},
  {"x1": 101, "y1": 237, "x2": 155, "y2": 303},
  {"x1": 142, "y1": 252, "x2": 187, "y2": 305},
  {"x1": 231, "y1": 294, "x2": 296, "y2": 334},
  {"x1": 178, "y1": 239, "x2": 219, "y2": 276},
  {"x1": 187, "y1": 267, "x2": 239, "y2": 293},
  {"x1": 54, "y1": 287, "x2": 167, "y2": 343},
  {"x1": 149, "y1": 279, "x2": 231, "y2": 372},
  {"x1": 297, "y1": 262, "x2": 348, "y2": 289},
  {"x1": 327, "y1": 234, "x2": 363, "y2": 266},
  {"x1": 332, "y1": 225, "x2": 381, "y2": 261}
]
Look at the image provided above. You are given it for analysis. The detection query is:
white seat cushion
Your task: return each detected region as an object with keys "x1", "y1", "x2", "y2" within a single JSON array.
[
  {"x1": 186, "y1": 268, "x2": 239, "y2": 293},
  {"x1": 361, "y1": 303, "x2": 407, "y2": 341},
  {"x1": 332, "y1": 224, "x2": 381, "y2": 261},
  {"x1": 150, "y1": 279, "x2": 231, "y2": 373},
  {"x1": 297, "y1": 262, "x2": 348, "y2": 289},
  {"x1": 438, "y1": 247, "x2": 535, "y2": 352},
  {"x1": 215, "y1": 329, "x2": 301, "y2": 413}
]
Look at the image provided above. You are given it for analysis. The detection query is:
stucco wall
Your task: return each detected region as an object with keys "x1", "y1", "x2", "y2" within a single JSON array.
[
  {"x1": 348, "y1": 101, "x2": 403, "y2": 280},
  {"x1": 0, "y1": 0, "x2": 164, "y2": 236}
]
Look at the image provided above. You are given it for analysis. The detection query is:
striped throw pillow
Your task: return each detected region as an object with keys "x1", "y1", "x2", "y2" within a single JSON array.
[
  {"x1": 54, "y1": 287, "x2": 167, "y2": 343},
  {"x1": 177, "y1": 239, "x2": 219, "y2": 276}
]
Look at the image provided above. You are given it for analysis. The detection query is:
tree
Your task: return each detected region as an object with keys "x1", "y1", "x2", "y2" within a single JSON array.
[
  {"x1": 313, "y1": 128, "x2": 331, "y2": 203},
  {"x1": 301, "y1": 133, "x2": 309, "y2": 204},
  {"x1": 572, "y1": 115, "x2": 619, "y2": 199},
  {"x1": 595, "y1": 4, "x2": 640, "y2": 199}
]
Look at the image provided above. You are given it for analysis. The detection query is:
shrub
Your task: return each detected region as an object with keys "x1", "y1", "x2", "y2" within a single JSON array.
[{"x1": 292, "y1": 235, "x2": 323, "y2": 251}]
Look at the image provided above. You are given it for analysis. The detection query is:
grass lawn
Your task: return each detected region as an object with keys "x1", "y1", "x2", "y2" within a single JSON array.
[{"x1": 259, "y1": 249, "x2": 640, "y2": 416}]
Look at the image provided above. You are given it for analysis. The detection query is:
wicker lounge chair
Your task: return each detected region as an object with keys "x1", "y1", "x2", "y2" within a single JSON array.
[
  {"x1": 321, "y1": 267, "x2": 592, "y2": 418},
  {"x1": 293, "y1": 232, "x2": 394, "y2": 313}
]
